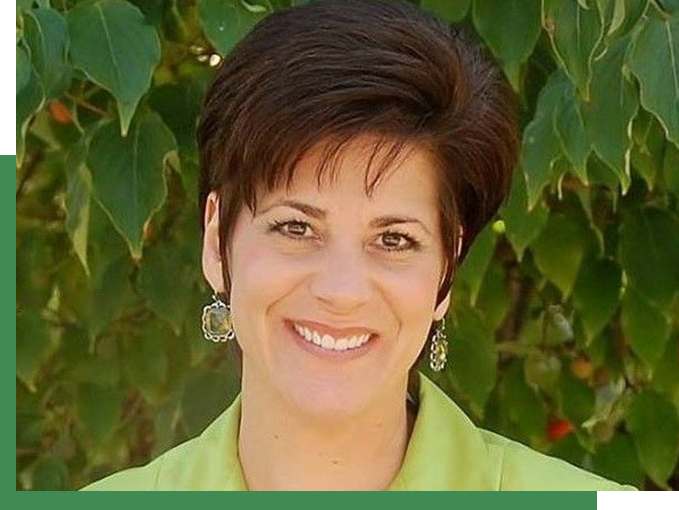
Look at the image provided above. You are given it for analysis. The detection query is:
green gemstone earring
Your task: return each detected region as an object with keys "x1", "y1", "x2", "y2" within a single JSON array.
[
  {"x1": 429, "y1": 318, "x2": 448, "y2": 372},
  {"x1": 201, "y1": 293, "x2": 235, "y2": 342}
]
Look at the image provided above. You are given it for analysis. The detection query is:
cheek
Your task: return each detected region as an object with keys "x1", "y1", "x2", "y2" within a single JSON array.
[
  {"x1": 228, "y1": 232, "x2": 307, "y2": 335},
  {"x1": 378, "y1": 259, "x2": 442, "y2": 342}
]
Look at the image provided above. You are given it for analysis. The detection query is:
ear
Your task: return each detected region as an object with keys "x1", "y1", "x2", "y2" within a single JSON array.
[
  {"x1": 433, "y1": 292, "x2": 450, "y2": 322},
  {"x1": 202, "y1": 191, "x2": 225, "y2": 293},
  {"x1": 433, "y1": 259, "x2": 451, "y2": 322},
  {"x1": 456, "y1": 225, "x2": 464, "y2": 260},
  {"x1": 432, "y1": 225, "x2": 463, "y2": 322}
]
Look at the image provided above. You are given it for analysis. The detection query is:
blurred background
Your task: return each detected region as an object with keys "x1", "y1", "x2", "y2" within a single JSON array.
[{"x1": 16, "y1": 0, "x2": 679, "y2": 490}]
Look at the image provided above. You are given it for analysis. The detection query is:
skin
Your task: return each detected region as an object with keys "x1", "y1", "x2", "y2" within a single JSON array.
[{"x1": 202, "y1": 135, "x2": 456, "y2": 490}]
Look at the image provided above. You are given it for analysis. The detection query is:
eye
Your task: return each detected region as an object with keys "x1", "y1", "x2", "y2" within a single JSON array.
[
  {"x1": 378, "y1": 231, "x2": 421, "y2": 252},
  {"x1": 268, "y1": 219, "x2": 315, "y2": 240},
  {"x1": 267, "y1": 220, "x2": 421, "y2": 252}
]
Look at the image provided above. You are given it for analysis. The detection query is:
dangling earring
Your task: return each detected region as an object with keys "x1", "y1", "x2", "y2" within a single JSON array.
[
  {"x1": 201, "y1": 292, "x2": 235, "y2": 342},
  {"x1": 429, "y1": 317, "x2": 448, "y2": 372}
]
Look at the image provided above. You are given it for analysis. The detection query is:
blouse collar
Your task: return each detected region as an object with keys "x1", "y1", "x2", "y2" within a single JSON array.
[{"x1": 159, "y1": 371, "x2": 496, "y2": 490}]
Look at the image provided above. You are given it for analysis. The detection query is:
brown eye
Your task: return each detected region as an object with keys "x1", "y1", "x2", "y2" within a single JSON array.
[
  {"x1": 285, "y1": 221, "x2": 308, "y2": 236},
  {"x1": 268, "y1": 220, "x2": 314, "y2": 240},
  {"x1": 379, "y1": 231, "x2": 419, "y2": 252}
]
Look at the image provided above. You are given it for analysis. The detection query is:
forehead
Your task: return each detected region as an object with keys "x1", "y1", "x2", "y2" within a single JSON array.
[{"x1": 263, "y1": 134, "x2": 441, "y2": 210}]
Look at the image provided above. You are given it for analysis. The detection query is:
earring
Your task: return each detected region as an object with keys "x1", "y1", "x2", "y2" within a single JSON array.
[
  {"x1": 429, "y1": 317, "x2": 448, "y2": 372},
  {"x1": 201, "y1": 293, "x2": 235, "y2": 342}
]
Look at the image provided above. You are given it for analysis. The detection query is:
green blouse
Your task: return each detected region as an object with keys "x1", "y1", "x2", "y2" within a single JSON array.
[{"x1": 81, "y1": 371, "x2": 637, "y2": 491}]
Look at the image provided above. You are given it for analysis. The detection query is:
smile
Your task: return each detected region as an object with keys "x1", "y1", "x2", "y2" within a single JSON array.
[{"x1": 292, "y1": 323, "x2": 373, "y2": 351}]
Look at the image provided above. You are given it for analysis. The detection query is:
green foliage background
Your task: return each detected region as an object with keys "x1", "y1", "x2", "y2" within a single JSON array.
[{"x1": 16, "y1": 0, "x2": 679, "y2": 491}]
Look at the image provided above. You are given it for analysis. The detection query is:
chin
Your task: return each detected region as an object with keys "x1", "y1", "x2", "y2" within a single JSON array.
[{"x1": 278, "y1": 371, "x2": 376, "y2": 421}]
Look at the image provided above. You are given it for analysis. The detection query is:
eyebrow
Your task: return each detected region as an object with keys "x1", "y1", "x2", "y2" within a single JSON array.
[{"x1": 258, "y1": 199, "x2": 432, "y2": 235}]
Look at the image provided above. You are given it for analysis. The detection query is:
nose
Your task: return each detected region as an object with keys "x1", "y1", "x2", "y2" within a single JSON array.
[{"x1": 309, "y1": 242, "x2": 373, "y2": 313}]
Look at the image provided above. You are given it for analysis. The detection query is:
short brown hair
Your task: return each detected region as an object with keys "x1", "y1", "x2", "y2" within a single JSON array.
[{"x1": 197, "y1": 0, "x2": 519, "y2": 380}]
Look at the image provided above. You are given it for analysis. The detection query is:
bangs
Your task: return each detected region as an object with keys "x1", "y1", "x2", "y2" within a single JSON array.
[{"x1": 243, "y1": 131, "x2": 428, "y2": 215}]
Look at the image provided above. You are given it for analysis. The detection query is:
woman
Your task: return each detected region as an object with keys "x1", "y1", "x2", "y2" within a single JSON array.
[{"x1": 82, "y1": 0, "x2": 636, "y2": 491}]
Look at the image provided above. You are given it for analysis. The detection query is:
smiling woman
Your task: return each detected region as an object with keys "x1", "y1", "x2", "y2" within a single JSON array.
[{"x1": 80, "y1": 0, "x2": 636, "y2": 491}]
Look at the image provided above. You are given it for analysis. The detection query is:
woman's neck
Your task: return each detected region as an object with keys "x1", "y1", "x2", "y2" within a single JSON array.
[{"x1": 237, "y1": 368, "x2": 416, "y2": 491}]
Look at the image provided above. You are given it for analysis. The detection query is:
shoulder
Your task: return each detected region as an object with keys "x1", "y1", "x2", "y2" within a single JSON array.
[
  {"x1": 478, "y1": 429, "x2": 638, "y2": 491},
  {"x1": 80, "y1": 395, "x2": 244, "y2": 491},
  {"x1": 79, "y1": 436, "x2": 201, "y2": 491}
]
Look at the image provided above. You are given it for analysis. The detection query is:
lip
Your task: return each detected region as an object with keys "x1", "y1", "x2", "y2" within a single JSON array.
[
  {"x1": 284, "y1": 320, "x2": 378, "y2": 361},
  {"x1": 288, "y1": 318, "x2": 377, "y2": 338}
]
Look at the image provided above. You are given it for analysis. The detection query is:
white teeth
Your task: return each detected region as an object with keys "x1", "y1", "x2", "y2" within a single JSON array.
[
  {"x1": 321, "y1": 334, "x2": 334, "y2": 349},
  {"x1": 292, "y1": 323, "x2": 372, "y2": 352}
]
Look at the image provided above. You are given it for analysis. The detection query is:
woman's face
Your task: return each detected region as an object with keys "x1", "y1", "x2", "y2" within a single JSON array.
[{"x1": 202, "y1": 136, "x2": 450, "y2": 420}]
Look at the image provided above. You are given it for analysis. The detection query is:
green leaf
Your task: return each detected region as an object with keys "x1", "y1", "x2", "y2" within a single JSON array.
[
  {"x1": 17, "y1": 44, "x2": 31, "y2": 93},
  {"x1": 599, "y1": 0, "x2": 647, "y2": 39},
  {"x1": 147, "y1": 78, "x2": 207, "y2": 153},
  {"x1": 23, "y1": 7, "x2": 71, "y2": 100},
  {"x1": 593, "y1": 434, "x2": 644, "y2": 488},
  {"x1": 542, "y1": 0, "x2": 604, "y2": 99},
  {"x1": 475, "y1": 259, "x2": 510, "y2": 331},
  {"x1": 581, "y1": 36, "x2": 638, "y2": 191},
  {"x1": 455, "y1": 225, "x2": 496, "y2": 306},
  {"x1": 559, "y1": 368, "x2": 595, "y2": 425},
  {"x1": 619, "y1": 207, "x2": 679, "y2": 310},
  {"x1": 500, "y1": 168, "x2": 549, "y2": 259},
  {"x1": 181, "y1": 366, "x2": 241, "y2": 437},
  {"x1": 522, "y1": 71, "x2": 570, "y2": 207},
  {"x1": 420, "y1": 0, "x2": 471, "y2": 23},
  {"x1": 658, "y1": 0, "x2": 679, "y2": 15},
  {"x1": 17, "y1": 409, "x2": 45, "y2": 451},
  {"x1": 122, "y1": 319, "x2": 172, "y2": 404},
  {"x1": 627, "y1": 390, "x2": 679, "y2": 488},
  {"x1": 61, "y1": 326, "x2": 120, "y2": 387},
  {"x1": 502, "y1": 361, "x2": 548, "y2": 445},
  {"x1": 31, "y1": 456, "x2": 69, "y2": 491},
  {"x1": 76, "y1": 383, "x2": 124, "y2": 444},
  {"x1": 663, "y1": 142, "x2": 679, "y2": 196},
  {"x1": 151, "y1": 398, "x2": 182, "y2": 457},
  {"x1": 90, "y1": 255, "x2": 135, "y2": 339},
  {"x1": 651, "y1": 335, "x2": 679, "y2": 401},
  {"x1": 627, "y1": 12, "x2": 679, "y2": 146},
  {"x1": 531, "y1": 213, "x2": 588, "y2": 297},
  {"x1": 524, "y1": 353, "x2": 561, "y2": 394},
  {"x1": 554, "y1": 83, "x2": 591, "y2": 181},
  {"x1": 16, "y1": 45, "x2": 44, "y2": 166},
  {"x1": 573, "y1": 257, "x2": 622, "y2": 341},
  {"x1": 87, "y1": 111, "x2": 176, "y2": 258},
  {"x1": 449, "y1": 306, "x2": 497, "y2": 417},
  {"x1": 56, "y1": 210, "x2": 135, "y2": 342},
  {"x1": 621, "y1": 285, "x2": 671, "y2": 368},
  {"x1": 198, "y1": 0, "x2": 271, "y2": 55},
  {"x1": 471, "y1": 0, "x2": 541, "y2": 89},
  {"x1": 586, "y1": 154, "x2": 623, "y2": 211},
  {"x1": 178, "y1": 155, "x2": 200, "y2": 205},
  {"x1": 548, "y1": 434, "x2": 587, "y2": 469},
  {"x1": 64, "y1": 134, "x2": 94, "y2": 276},
  {"x1": 630, "y1": 109, "x2": 666, "y2": 191},
  {"x1": 16, "y1": 311, "x2": 53, "y2": 392},
  {"x1": 16, "y1": 230, "x2": 56, "y2": 311},
  {"x1": 67, "y1": 0, "x2": 161, "y2": 135},
  {"x1": 138, "y1": 240, "x2": 195, "y2": 334},
  {"x1": 87, "y1": 183, "x2": 133, "y2": 264}
]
